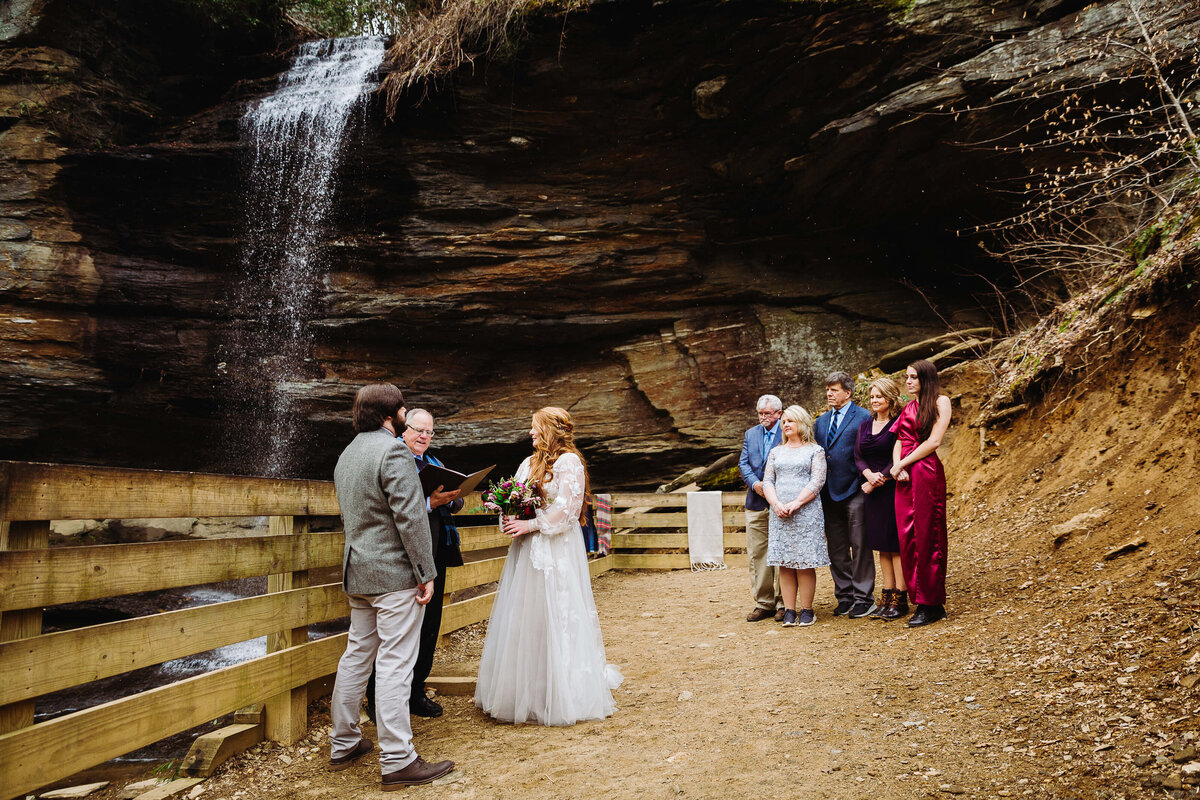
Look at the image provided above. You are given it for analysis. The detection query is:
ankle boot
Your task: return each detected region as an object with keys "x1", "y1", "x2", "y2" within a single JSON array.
[
  {"x1": 868, "y1": 590, "x2": 888, "y2": 618},
  {"x1": 880, "y1": 589, "x2": 907, "y2": 620}
]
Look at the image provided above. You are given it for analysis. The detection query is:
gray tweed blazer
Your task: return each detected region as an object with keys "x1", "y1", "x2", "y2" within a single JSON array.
[{"x1": 333, "y1": 427, "x2": 436, "y2": 595}]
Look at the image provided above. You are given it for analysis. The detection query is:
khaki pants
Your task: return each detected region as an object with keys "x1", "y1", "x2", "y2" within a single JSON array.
[
  {"x1": 745, "y1": 508, "x2": 782, "y2": 611},
  {"x1": 331, "y1": 590, "x2": 425, "y2": 773}
]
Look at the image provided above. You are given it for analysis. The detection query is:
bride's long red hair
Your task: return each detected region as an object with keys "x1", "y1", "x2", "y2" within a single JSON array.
[{"x1": 528, "y1": 406, "x2": 591, "y2": 525}]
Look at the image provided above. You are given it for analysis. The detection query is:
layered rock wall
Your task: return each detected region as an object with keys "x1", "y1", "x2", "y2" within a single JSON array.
[{"x1": 1, "y1": 0, "x2": 1190, "y2": 486}]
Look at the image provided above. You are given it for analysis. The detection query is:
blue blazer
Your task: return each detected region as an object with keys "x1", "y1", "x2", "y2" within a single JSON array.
[
  {"x1": 813, "y1": 402, "x2": 870, "y2": 503},
  {"x1": 738, "y1": 422, "x2": 780, "y2": 512}
]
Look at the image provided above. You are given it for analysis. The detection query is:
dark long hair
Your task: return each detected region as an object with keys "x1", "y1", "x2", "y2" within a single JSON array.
[{"x1": 909, "y1": 359, "x2": 941, "y2": 440}]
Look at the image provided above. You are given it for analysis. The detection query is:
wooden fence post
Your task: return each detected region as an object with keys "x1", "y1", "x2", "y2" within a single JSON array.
[
  {"x1": 264, "y1": 514, "x2": 310, "y2": 744},
  {"x1": 0, "y1": 462, "x2": 50, "y2": 734}
]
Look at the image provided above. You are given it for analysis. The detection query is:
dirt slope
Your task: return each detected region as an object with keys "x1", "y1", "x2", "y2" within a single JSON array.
[{"x1": 82, "y1": 286, "x2": 1200, "y2": 800}]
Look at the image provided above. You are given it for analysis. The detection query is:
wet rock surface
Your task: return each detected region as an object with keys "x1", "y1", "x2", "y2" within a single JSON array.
[{"x1": 1, "y1": 0, "x2": 1192, "y2": 485}]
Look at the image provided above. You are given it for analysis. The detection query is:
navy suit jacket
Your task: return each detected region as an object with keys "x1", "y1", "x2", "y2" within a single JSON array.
[
  {"x1": 419, "y1": 451, "x2": 465, "y2": 569},
  {"x1": 738, "y1": 421, "x2": 781, "y2": 512},
  {"x1": 814, "y1": 402, "x2": 870, "y2": 503}
]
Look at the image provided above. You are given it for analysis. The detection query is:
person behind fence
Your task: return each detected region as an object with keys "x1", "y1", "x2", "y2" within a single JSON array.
[
  {"x1": 475, "y1": 406, "x2": 623, "y2": 725},
  {"x1": 402, "y1": 408, "x2": 464, "y2": 718},
  {"x1": 853, "y1": 376, "x2": 908, "y2": 621},
  {"x1": 891, "y1": 359, "x2": 952, "y2": 628},
  {"x1": 738, "y1": 394, "x2": 785, "y2": 622},
  {"x1": 761, "y1": 405, "x2": 829, "y2": 628},
  {"x1": 328, "y1": 383, "x2": 454, "y2": 789},
  {"x1": 814, "y1": 371, "x2": 876, "y2": 619}
]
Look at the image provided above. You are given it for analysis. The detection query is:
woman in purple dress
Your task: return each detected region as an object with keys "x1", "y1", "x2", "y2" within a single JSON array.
[
  {"x1": 890, "y1": 360, "x2": 952, "y2": 628},
  {"x1": 853, "y1": 376, "x2": 908, "y2": 620}
]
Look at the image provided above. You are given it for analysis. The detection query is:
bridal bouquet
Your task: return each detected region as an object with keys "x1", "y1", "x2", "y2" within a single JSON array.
[{"x1": 481, "y1": 477, "x2": 542, "y2": 520}]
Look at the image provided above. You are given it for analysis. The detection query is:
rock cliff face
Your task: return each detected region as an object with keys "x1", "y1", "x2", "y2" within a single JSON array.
[{"x1": 1, "y1": 0, "x2": 1192, "y2": 486}]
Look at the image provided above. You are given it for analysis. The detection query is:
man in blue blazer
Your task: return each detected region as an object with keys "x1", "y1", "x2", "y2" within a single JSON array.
[
  {"x1": 738, "y1": 394, "x2": 784, "y2": 622},
  {"x1": 813, "y1": 372, "x2": 876, "y2": 618}
]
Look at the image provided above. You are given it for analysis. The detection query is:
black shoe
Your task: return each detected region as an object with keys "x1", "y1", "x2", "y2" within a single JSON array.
[
  {"x1": 410, "y1": 694, "x2": 443, "y2": 718},
  {"x1": 328, "y1": 738, "x2": 373, "y2": 771},
  {"x1": 907, "y1": 604, "x2": 946, "y2": 628},
  {"x1": 832, "y1": 600, "x2": 854, "y2": 616},
  {"x1": 848, "y1": 601, "x2": 877, "y2": 619}
]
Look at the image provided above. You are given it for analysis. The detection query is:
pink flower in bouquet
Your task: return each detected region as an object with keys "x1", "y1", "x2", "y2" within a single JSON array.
[{"x1": 481, "y1": 476, "x2": 543, "y2": 520}]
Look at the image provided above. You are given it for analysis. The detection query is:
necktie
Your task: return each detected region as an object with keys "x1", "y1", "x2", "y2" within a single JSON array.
[
  {"x1": 828, "y1": 409, "x2": 839, "y2": 444},
  {"x1": 414, "y1": 455, "x2": 426, "y2": 471},
  {"x1": 763, "y1": 427, "x2": 773, "y2": 460}
]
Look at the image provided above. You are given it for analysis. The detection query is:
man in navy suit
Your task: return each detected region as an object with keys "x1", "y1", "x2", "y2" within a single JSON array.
[
  {"x1": 813, "y1": 372, "x2": 876, "y2": 618},
  {"x1": 738, "y1": 394, "x2": 784, "y2": 622},
  {"x1": 402, "y1": 408, "x2": 465, "y2": 718}
]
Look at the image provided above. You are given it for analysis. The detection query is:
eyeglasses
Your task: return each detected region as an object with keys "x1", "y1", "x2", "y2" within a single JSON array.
[
  {"x1": 409, "y1": 427, "x2": 434, "y2": 438},
  {"x1": 757, "y1": 410, "x2": 780, "y2": 418}
]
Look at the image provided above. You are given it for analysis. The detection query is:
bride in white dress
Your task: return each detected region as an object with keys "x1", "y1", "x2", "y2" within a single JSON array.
[{"x1": 475, "y1": 406, "x2": 623, "y2": 725}]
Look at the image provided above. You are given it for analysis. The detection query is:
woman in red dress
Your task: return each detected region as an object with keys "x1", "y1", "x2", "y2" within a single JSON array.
[{"x1": 890, "y1": 359, "x2": 952, "y2": 628}]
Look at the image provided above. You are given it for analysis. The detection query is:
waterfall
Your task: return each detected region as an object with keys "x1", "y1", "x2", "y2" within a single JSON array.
[{"x1": 225, "y1": 35, "x2": 385, "y2": 477}]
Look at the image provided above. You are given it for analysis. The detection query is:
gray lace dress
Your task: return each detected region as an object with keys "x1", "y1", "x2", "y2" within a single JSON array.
[{"x1": 764, "y1": 444, "x2": 831, "y2": 569}]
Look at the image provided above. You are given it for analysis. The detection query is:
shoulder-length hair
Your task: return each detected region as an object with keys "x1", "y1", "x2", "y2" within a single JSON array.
[
  {"x1": 781, "y1": 405, "x2": 815, "y2": 445},
  {"x1": 528, "y1": 406, "x2": 591, "y2": 525},
  {"x1": 908, "y1": 359, "x2": 941, "y2": 440},
  {"x1": 869, "y1": 376, "x2": 905, "y2": 421}
]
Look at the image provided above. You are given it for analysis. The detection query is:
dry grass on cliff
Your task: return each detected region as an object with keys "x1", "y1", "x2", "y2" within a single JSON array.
[
  {"x1": 977, "y1": 185, "x2": 1200, "y2": 424},
  {"x1": 381, "y1": 0, "x2": 587, "y2": 113}
]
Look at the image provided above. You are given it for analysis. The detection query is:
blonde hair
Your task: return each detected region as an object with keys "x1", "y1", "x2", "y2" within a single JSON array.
[
  {"x1": 781, "y1": 405, "x2": 815, "y2": 444},
  {"x1": 528, "y1": 407, "x2": 590, "y2": 525},
  {"x1": 868, "y1": 376, "x2": 905, "y2": 421}
]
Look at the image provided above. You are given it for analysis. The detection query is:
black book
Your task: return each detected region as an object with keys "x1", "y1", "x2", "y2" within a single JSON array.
[{"x1": 418, "y1": 462, "x2": 495, "y2": 498}]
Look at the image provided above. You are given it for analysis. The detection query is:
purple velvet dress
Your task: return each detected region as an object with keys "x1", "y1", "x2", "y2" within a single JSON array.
[
  {"x1": 853, "y1": 416, "x2": 900, "y2": 552},
  {"x1": 894, "y1": 401, "x2": 948, "y2": 606}
]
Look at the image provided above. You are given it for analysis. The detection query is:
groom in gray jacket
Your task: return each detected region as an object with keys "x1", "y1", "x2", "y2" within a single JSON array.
[{"x1": 328, "y1": 383, "x2": 454, "y2": 789}]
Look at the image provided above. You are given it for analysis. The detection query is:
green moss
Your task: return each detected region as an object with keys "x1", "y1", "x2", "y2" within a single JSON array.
[
  {"x1": 1128, "y1": 223, "x2": 1164, "y2": 263},
  {"x1": 698, "y1": 466, "x2": 743, "y2": 491}
]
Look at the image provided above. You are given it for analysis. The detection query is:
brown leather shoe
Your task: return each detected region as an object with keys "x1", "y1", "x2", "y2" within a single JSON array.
[
  {"x1": 328, "y1": 738, "x2": 373, "y2": 771},
  {"x1": 774, "y1": 608, "x2": 786, "y2": 622},
  {"x1": 746, "y1": 607, "x2": 774, "y2": 622},
  {"x1": 382, "y1": 756, "x2": 455, "y2": 790}
]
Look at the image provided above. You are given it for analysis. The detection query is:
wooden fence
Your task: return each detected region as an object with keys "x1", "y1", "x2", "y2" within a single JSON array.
[{"x1": 0, "y1": 462, "x2": 746, "y2": 799}]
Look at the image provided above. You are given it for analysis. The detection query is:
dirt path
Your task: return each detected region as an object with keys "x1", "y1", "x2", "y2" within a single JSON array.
[{"x1": 185, "y1": 557, "x2": 1156, "y2": 800}]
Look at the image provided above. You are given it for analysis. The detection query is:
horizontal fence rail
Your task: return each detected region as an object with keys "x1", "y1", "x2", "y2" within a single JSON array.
[
  {"x1": 607, "y1": 491, "x2": 747, "y2": 571},
  {"x1": 0, "y1": 461, "x2": 746, "y2": 800},
  {"x1": 0, "y1": 533, "x2": 344, "y2": 612},
  {"x1": 0, "y1": 461, "x2": 340, "y2": 521}
]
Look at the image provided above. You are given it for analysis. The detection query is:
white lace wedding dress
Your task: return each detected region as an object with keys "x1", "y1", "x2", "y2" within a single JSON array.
[{"x1": 475, "y1": 452, "x2": 623, "y2": 725}]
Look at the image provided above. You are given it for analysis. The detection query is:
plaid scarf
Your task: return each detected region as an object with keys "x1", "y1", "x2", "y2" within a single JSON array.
[{"x1": 593, "y1": 493, "x2": 612, "y2": 556}]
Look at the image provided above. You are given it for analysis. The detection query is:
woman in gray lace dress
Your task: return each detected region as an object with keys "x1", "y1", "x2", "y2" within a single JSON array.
[{"x1": 762, "y1": 405, "x2": 829, "y2": 627}]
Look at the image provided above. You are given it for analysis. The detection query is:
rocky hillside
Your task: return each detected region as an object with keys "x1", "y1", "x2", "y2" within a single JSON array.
[{"x1": 1, "y1": 0, "x2": 1196, "y2": 485}]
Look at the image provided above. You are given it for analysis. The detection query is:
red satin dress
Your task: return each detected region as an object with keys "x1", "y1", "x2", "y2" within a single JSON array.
[{"x1": 894, "y1": 401, "x2": 948, "y2": 606}]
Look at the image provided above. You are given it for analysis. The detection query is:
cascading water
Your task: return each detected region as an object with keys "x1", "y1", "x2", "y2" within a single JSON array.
[{"x1": 224, "y1": 35, "x2": 386, "y2": 477}]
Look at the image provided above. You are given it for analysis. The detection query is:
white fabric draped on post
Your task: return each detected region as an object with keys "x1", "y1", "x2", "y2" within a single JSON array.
[{"x1": 686, "y1": 490, "x2": 726, "y2": 571}]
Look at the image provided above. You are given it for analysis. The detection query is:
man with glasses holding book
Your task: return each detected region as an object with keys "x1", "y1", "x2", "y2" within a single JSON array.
[{"x1": 401, "y1": 409, "x2": 464, "y2": 717}]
